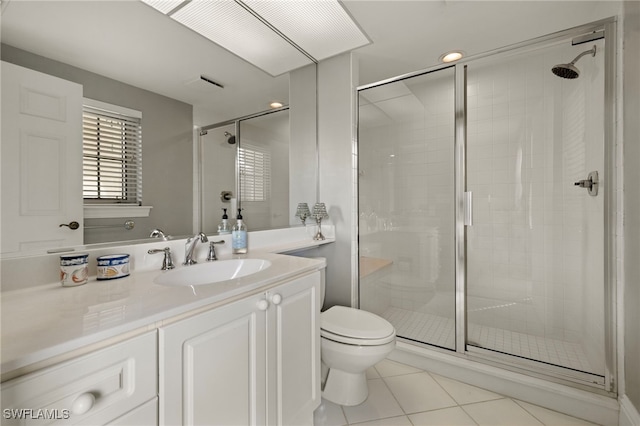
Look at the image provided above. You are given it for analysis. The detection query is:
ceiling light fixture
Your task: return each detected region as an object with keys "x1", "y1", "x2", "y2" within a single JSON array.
[
  {"x1": 439, "y1": 51, "x2": 464, "y2": 63},
  {"x1": 140, "y1": 0, "x2": 370, "y2": 76},
  {"x1": 270, "y1": 101, "x2": 284, "y2": 109}
]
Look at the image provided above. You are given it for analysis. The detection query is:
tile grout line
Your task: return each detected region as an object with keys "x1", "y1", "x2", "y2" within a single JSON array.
[
  {"x1": 424, "y1": 370, "x2": 482, "y2": 426},
  {"x1": 513, "y1": 399, "x2": 549, "y2": 426}
]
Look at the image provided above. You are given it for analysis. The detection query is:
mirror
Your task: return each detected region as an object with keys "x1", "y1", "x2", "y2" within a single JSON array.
[
  {"x1": 200, "y1": 108, "x2": 291, "y2": 234},
  {"x1": 0, "y1": 1, "x2": 317, "y2": 258}
]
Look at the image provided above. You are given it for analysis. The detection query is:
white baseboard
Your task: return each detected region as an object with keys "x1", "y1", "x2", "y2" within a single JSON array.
[
  {"x1": 390, "y1": 342, "x2": 619, "y2": 426},
  {"x1": 619, "y1": 394, "x2": 640, "y2": 426}
]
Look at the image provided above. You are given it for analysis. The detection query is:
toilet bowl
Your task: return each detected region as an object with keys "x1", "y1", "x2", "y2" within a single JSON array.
[
  {"x1": 320, "y1": 305, "x2": 396, "y2": 406},
  {"x1": 310, "y1": 257, "x2": 396, "y2": 406}
]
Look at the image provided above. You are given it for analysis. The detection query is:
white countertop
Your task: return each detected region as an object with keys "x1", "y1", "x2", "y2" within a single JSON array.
[{"x1": 0, "y1": 251, "x2": 325, "y2": 380}]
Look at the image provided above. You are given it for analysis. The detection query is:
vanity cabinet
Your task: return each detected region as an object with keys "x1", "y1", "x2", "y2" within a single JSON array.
[
  {"x1": 1, "y1": 331, "x2": 157, "y2": 425},
  {"x1": 159, "y1": 271, "x2": 320, "y2": 425}
]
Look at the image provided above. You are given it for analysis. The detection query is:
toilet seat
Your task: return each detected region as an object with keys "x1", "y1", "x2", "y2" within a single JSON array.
[{"x1": 321, "y1": 306, "x2": 395, "y2": 346}]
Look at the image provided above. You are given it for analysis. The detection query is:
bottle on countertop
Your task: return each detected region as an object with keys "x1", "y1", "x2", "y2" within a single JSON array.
[
  {"x1": 232, "y1": 208, "x2": 247, "y2": 254},
  {"x1": 218, "y1": 208, "x2": 231, "y2": 234}
]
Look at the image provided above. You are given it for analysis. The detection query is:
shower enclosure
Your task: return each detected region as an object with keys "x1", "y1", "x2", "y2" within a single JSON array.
[{"x1": 357, "y1": 20, "x2": 616, "y2": 392}]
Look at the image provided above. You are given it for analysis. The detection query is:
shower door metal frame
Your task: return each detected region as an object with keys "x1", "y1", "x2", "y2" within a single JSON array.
[
  {"x1": 356, "y1": 17, "x2": 618, "y2": 396},
  {"x1": 457, "y1": 19, "x2": 618, "y2": 394},
  {"x1": 454, "y1": 63, "x2": 467, "y2": 355}
]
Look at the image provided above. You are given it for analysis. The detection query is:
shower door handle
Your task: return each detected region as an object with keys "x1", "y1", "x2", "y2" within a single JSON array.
[{"x1": 464, "y1": 192, "x2": 473, "y2": 226}]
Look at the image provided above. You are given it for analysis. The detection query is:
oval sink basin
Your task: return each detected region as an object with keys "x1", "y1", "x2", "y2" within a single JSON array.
[{"x1": 154, "y1": 259, "x2": 272, "y2": 287}]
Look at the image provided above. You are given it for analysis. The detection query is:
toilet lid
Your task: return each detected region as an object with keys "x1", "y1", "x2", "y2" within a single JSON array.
[{"x1": 321, "y1": 306, "x2": 395, "y2": 342}]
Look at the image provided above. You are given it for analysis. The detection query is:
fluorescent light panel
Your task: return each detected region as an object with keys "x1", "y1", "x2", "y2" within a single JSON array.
[
  {"x1": 142, "y1": 0, "x2": 184, "y2": 14},
  {"x1": 173, "y1": 1, "x2": 314, "y2": 76},
  {"x1": 242, "y1": 0, "x2": 370, "y2": 61},
  {"x1": 140, "y1": 0, "x2": 369, "y2": 76}
]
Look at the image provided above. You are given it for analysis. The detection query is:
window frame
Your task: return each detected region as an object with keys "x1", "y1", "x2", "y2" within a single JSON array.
[
  {"x1": 238, "y1": 142, "x2": 271, "y2": 203},
  {"x1": 82, "y1": 98, "x2": 142, "y2": 206}
]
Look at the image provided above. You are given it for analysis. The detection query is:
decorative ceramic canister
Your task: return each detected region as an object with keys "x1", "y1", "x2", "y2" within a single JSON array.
[
  {"x1": 60, "y1": 253, "x2": 89, "y2": 287},
  {"x1": 96, "y1": 254, "x2": 130, "y2": 280}
]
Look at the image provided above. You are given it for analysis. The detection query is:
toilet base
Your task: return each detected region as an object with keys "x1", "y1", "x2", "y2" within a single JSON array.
[{"x1": 322, "y1": 368, "x2": 368, "y2": 406}]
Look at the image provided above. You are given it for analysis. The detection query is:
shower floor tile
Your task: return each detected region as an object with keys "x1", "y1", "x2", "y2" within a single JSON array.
[{"x1": 380, "y1": 307, "x2": 594, "y2": 373}]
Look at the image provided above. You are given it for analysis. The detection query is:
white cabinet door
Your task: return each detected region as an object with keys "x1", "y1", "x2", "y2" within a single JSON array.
[
  {"x1": 159, "y1": 294, "x2": 267, "y2": 426},
  {"x1": 267, "y1": 271, "x2": 321, "y2": 426},
  {"x1": 1, "y1": 61, "x2": 83, "y2": 256},
  {"x1": 159, "y1": 271, "x2": 321, "y2": 426}
]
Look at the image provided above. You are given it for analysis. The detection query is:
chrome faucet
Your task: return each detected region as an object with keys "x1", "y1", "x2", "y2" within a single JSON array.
[
  {"x1": 148, "y1": 247, "x2": 175, "y2": 270},
  {"x1": 207, "y1": 240, "x2": 225, "y2": 261},
  {"x1": 184, "y1": 232, "x2": 208, "y2": 265},
  {"x1": 149, "y1": 228, "x2": 167, "y2": 239}
]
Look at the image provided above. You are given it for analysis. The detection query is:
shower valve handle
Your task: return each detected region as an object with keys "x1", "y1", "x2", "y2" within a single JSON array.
[
  {"x1": 574, "y1": 179, "x2": 593, "y2": 189},
  {"x1": 574, "y1": 171, "x2": 598, "y2": 196}
]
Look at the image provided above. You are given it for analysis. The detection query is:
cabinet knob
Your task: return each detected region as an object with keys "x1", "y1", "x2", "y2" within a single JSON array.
[
  {"x1": 271, "y1": 294, "x2": 282, "y2": 305},
  {"x1": 256, "y1": 299, "x2": 269, "y2": 311},
  {"x1": 71, "y1": 392, "x2": 95, "y2": 415}
]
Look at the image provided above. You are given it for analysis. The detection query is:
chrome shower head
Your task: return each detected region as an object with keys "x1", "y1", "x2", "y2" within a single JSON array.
[
  {"x1": 224, "y1": 131, "x2": 236, "y2": 145},
  {"x1": 551, "y1": 45, "x2": 597, "y2": 79}
]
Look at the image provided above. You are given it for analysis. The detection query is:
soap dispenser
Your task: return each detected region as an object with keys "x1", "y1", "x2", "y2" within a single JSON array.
[
  {"x1": 232, "y1": 208, "x2": 248, "y2": 254},
  {"x1": 218, "y1": 208, "x2": 231, "y2": 234}
]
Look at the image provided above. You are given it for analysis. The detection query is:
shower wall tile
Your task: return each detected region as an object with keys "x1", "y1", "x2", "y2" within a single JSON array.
[{"x1": 465, "y1": 40, "x2": 606, "y2": 369}]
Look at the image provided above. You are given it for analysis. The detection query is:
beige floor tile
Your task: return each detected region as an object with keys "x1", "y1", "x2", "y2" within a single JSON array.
[
  {"x1": 384, "y1": 372, "x2": 458, "y2": 414},
  {"x1": 351, "y1": 415, "x2": 413, "y2": 426},
  {"x1": 462, "y1": 399, "x2": 544, "y2": 426},
  {"x1": 514, "y1": 400, "x2": 601, "y2": 425},
  {"x1": 409, "y1": 406, "x2": 478, "y2": 426},
  {"x1": 431, "y1": 374, "x2": 503, "y2": 405},
  {"x1": 374, "y1": 359, "x2": 423, "y2": 377},
  {"x1": 314, "y1": 398, "x2": 347, "y2": 426},
  {"x1": 366, "y1": 366, "x2": 381, "y2": 379},
  {"x1": 342, "y1": 379, "x2": 404, "y2": 425}
]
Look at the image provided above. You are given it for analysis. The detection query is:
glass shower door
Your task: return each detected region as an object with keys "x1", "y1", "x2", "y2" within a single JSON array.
[
  {"x1": 358, "y1": 67, "x2": 457, "y2": 350},
  {"x1": 465, "y1": 38, "x2": 606, "y2": 380}
]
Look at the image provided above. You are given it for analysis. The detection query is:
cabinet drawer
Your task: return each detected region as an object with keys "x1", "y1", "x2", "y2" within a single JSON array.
[
  {"x1": 1, "y1": 331, "x2": 157, "y2": 425},
  {"x1": 110, "y1": 398, "x2": 157, "y2": 426}
]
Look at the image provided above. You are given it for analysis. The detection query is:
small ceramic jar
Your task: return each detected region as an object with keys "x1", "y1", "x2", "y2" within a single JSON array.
[
  {"x1": 96, "y1": 254, "x2": 130, "y2": 280},
  {"x1": 60, "y1": 253, "x2": 89, "y2": 287}
]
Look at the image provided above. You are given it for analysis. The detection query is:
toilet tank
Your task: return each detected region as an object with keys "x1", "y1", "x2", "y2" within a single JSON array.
[
  {"x1": 286, "y1": 254, "x2": 326, "y2": 308},
  {"x1": 309, "y1": 256, "x2": 326, "y2": 307}
]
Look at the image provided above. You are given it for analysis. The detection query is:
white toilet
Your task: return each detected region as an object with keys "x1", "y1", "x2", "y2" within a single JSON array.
[{"x1": 319, "y1": 266, "x2": 396, "y2": 406}]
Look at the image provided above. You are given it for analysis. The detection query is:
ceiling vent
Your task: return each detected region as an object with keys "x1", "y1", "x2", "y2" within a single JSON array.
[{"x1": 183, "y1": 75, "x2": 224, "y2": 90}]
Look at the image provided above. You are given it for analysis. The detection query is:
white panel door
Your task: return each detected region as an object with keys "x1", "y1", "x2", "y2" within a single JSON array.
[
  {"x1": 159, "y1": 294, "x2": 267, "y2": 426},
  {"x1": 267, "y1": 271, "x2": 321, "y2": 425},
  {"x1": 1, "y1": 61, "x2": 83, "y2": 256}
]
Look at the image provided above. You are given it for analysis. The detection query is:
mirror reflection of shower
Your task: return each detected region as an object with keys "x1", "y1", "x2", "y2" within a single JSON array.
[
  {"x1": 551, "y1": 45, "x2": 596, "y2": 79},
  {"x1": 224, "y1": 131, "x2": 236, "y2": 145}
]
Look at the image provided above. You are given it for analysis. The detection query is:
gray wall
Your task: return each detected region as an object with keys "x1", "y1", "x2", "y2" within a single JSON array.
[
  {"x1": 317, "y1": 53, "x2": 358, "y2": 308},
  {"x1": 290, "y1": 64, "x2": 318, "y2": 214},
  {"x1": 623, "y1": 0, "x2": 640, "y2": 413},
  {"x1": 1, "y1": 44, "x2": 194, "y2": 244}
]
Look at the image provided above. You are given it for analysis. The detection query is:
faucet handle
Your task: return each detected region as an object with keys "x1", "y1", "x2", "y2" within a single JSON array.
[
  {"x1": 148, "y1": 247, "x2": 175, "y2": 270},
  {"x1": 207, "y1": 240, "x2": 225, "y2": 261}
]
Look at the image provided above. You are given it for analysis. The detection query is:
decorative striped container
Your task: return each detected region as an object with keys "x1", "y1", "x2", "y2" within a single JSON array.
[
  {"x1": 97, "y1": 254, "x2": 130, "y2": 280},
  {"x1": 60, "y1": 253, "x2": 89, "y2": 287}
]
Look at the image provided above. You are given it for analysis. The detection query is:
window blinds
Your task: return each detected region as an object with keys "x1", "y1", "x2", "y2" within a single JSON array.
[
  {"x1": 239, "y1": 143, "x2": 271, "y2": 202},
  {"x1": 82, "y1": 104, "x2": 142, "y2": 204}
]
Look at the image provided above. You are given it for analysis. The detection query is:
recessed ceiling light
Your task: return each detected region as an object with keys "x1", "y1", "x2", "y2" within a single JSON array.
[
  {"x1": 439, "y1": 51, "x2": 464, "y2": 63},
  {"x1": 270, "y1": 101, "x2": 284, "y2": 108}
]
